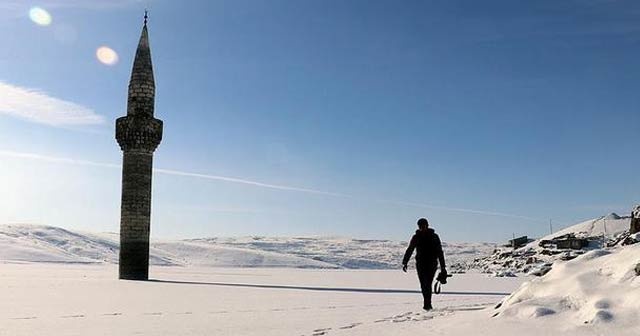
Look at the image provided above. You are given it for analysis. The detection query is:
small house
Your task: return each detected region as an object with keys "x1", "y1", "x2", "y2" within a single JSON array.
[
  {"x1": 508, "y1": 236, "x2": 529, "y2": 249},
  {"x1": 555, "y1": 238, "x2": 589, "y2": 250}
]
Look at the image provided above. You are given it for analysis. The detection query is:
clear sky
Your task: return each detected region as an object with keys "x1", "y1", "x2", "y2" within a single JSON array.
[{"x1": 1, "y1": 0, "x2": 639, "y2": 242}]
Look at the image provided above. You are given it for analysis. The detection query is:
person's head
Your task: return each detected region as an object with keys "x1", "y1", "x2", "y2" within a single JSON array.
[{"x1": 417, "y1": 218, "x2": 429, "y2": 231}]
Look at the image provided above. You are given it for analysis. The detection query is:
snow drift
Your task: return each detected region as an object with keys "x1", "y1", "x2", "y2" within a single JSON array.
[{"x1": 495, "y1": 243, "x2": 640, "y2": 331}]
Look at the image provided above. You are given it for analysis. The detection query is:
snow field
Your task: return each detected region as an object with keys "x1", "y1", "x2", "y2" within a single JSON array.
[{"x1": 0, "y1": 264, "x2": 521, "y2": 336}]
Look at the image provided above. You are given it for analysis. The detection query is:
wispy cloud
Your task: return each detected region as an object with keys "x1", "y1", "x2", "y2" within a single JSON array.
[
  {"x1": 0, "y1": 0, "x2": 146, "y2": 11},
  {"x1": 0, "y1": 149, "x2": 542, "y2": 222},
  {"x1": 0, "y1": 150, "x2": 118, "y2": 169},
  {"x1": 0, "y1": 81, "x2": 104, "y2": 127},
  {"x1": 0, "y1": 0, "x2": 148, "y2": 19},
  {"x1": 377, "y1": 199, "x2": 542, "y2": 222}
]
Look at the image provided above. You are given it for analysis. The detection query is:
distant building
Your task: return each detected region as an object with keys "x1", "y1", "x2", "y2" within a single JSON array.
[
  {"x1": 539, "y1": 233, "x2": 589, "y2": 250},
  {"x1": 507, "y1": 236, "x2": 529, "y2": 249},
  {"x1": 555, "y1": 238, "x2": 589, "y2": 250}
]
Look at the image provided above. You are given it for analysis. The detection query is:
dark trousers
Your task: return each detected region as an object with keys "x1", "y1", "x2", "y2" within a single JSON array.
[{"x1": 416, "y1": 261, "x2": 437, "y2": 308}]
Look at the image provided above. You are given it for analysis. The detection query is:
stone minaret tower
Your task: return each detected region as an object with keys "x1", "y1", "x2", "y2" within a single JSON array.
[{"x1": 115, "y1": 12, "x2": 163, "y2": 280}]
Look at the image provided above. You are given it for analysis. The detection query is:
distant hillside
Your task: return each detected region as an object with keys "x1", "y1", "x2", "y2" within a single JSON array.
[
  {"x1": 524, "y1": 214, "x2": 629, "y2": 250},
  {"x1": 0, "y1": 224, "x2": 495, "y2": 269},
  {"x1": 475, "y1": 215, "x2": 631, "y2": 276}
]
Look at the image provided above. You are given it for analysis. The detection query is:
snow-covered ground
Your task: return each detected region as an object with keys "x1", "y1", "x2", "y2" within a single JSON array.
[
  {"x1": 0, "y1": 224, "x2": 495, "y2": 269},
  {"x1": 2, "y1": 259, "x2": 637, "y2": 336},
  {"x1": 1, "y1": 221, "x2": 638, "y2": 335},
  {"x1": 0, "y1": 264, "x2": 521, "y2": 336}
]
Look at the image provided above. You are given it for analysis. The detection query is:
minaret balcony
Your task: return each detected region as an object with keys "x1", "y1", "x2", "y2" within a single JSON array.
[{"x1": 115, "y1": 115, "x2": 163, "y2": 153}]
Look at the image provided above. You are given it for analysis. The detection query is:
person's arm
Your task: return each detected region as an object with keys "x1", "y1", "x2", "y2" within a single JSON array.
[
  {"x1": 402, "y1": 235, "x2": 417, "y2": 271},
  {"x1": 435, "y1": 234, "x2": 446, "y2": 271}
]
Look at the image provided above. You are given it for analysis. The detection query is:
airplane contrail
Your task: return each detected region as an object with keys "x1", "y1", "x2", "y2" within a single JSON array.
[
  {"x1": 0, "y1": 150, "x2": 121, "y2": 169},
  {"x1": 0, "y1": 150, "x2": 349, "y2": 197},
  {"x1": 153, "y1": 168, "x2": 349, "y2": 197},
  {"x1": 0, "y1": 149, "x2": 542, "y2": 222},
  {"x1": 377, "y1": 199, "x2": 541, "y2": 222}
]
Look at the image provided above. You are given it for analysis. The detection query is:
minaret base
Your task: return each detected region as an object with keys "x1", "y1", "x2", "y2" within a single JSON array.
[{"x1": 119, "y1": 240, "x2": 150, "y2": 280}]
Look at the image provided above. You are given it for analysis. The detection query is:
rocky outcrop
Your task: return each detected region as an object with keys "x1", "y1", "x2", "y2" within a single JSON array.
[{"x1": 631, "y1": 205, "x2": 640, "y2": 234}]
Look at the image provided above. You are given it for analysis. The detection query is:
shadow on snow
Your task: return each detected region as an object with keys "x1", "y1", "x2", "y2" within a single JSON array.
[{"x1": 147, "y1": 279, "x2": 511, "y2": 296}]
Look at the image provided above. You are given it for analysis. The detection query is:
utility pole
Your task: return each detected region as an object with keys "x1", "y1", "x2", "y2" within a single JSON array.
[{"x1": 549, "y1": 219, "x2": 553, "y2": 235}]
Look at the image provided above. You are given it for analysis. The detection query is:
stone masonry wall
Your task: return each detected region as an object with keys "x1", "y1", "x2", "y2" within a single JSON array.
[{"x1": 119, "y1": 151, "x2": 153, "y2": 280}]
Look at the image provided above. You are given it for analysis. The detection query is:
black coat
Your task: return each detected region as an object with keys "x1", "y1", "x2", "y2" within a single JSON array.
[{"x1": 402, "y1": 228, "x2": 446, "y2": 268}]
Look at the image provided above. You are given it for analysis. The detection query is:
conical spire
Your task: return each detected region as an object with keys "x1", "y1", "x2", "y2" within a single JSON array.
[{"x1": 127, "y1": 12, "x2": 155, "y2": 117}]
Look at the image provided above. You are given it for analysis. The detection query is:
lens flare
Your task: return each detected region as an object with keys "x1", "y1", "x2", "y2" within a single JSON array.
[
  {"x1": 29, "y1": 7, "x2": 52, "y2": 26},
  {"x1": 96, "y1": 46, "x2": 119, "y2": 66}
]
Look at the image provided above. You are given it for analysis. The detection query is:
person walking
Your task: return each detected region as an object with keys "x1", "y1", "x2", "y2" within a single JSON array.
[{"x1": 402, "y1": 218, "x2": 446, "y2": 311}]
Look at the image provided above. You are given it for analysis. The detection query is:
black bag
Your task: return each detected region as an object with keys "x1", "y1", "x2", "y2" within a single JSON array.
[{"x1": 433, "y1": 270, "x2": 452, "y2": 294}]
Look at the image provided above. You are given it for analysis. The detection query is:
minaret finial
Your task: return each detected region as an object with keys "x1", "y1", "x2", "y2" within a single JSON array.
[{"x1": 144, "y1": 9, "x2": 148, "y2": 26}]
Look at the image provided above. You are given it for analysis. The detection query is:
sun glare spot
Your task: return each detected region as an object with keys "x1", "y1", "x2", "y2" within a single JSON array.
[
  {"x1": 29, "y1": 7, "x2": 52, "y2": 26},
  {"x1": 96, "y1": 46, "x2": 119, "y2": 66}
]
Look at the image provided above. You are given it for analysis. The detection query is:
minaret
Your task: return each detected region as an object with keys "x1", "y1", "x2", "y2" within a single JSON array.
[{"x1": 115, "y1": 11, "x2": 163, "y2": 280}]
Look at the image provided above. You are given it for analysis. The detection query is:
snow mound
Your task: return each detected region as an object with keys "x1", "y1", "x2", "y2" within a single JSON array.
[{"x1": 495, "y1": 243, "x2": 640, "y2": 330}]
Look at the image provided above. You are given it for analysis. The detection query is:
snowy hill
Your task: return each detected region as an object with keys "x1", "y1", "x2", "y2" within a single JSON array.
[
  {"x1": 474, "y1": 215, "x2": 632, "y2": 276},
  {"x1": 0, "y1": 224, "x2": 494, "y2": 269},
  {"x1": 0, "y1": 225, "x2": 177, "y2": 265},
  {"x1": 523, "y1": 214, "x2": 629, "y2": 250}
]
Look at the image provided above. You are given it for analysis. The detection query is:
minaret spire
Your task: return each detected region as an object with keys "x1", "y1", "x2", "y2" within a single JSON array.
[
  {"x1": 115, "y1": 12, "x2": 163, "y2": 281},
  {"x1": 127, "y1": 12, "x2": 154, "y2": 117}
]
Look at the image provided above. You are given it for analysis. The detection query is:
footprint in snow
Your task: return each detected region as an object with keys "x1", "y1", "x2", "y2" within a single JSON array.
[
  {"x1": 311, "y1": 328, "x2": 331, "y2": 336},
  {"x1": 292, "y1": 307, "x2": 311, "y2": 310},
  {"x1": 208, "y1": 310, "x2": 229, "y2": 314},
  {"x1": 338, "y1": 323, "x2": 362, "y2": 329},
  {"x1": 381, "y1": 310, "x2": 454, "y2": 324}
]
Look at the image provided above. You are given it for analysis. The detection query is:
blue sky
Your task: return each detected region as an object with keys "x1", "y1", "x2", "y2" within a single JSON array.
[{"x1": 1, "y1": 0, "x2": 639, "y2": 242}]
